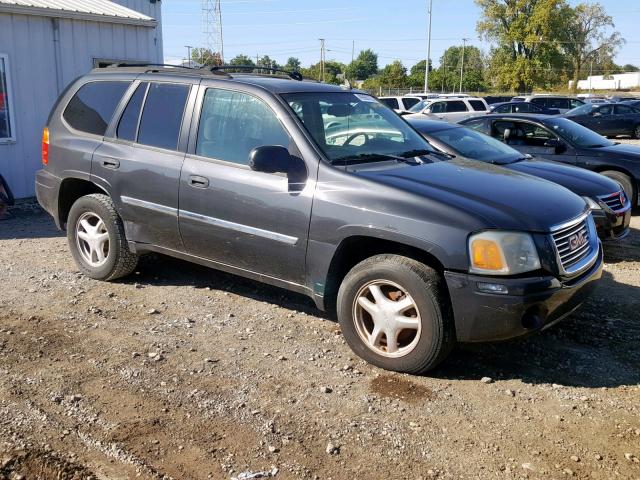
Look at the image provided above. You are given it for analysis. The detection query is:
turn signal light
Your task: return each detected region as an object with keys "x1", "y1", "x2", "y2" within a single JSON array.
[
  {"x1": 471, "y1": 239, "x2": 505, "y2": 271},
  {"x1": 42, "y1": 128, "x2": 50, "y2": 165}
]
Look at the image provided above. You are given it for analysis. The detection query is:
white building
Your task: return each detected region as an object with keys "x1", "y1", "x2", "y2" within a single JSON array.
[
  {"x1": 572, "y1": 72, "x2": 640, "y2": 91},
  {"x1": 0, "y1": 0, "x2": 163, "y2": 199}
]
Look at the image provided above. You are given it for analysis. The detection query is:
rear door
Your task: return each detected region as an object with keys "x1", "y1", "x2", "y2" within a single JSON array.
[
  {"x1": 178, "y1": 84, "x2": 316, "y2": 285},
  {"x1": 92, "y1": 79, "x2": 196, "y2": 251},
  {"x1": 613, "y1": 104, "x2": 638, "y2": 136}
]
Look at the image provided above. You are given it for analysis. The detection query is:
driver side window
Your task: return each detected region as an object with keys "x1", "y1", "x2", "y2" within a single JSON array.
[{"x1": 196, "y1": 88, "x2": 290, "y2": 165}]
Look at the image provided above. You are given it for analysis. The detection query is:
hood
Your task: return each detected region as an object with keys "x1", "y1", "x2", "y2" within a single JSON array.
[
  {"x1": 355, "y1": 158, "x2": 587, "y2": 232},
  {"x1": 506, "y1": 159, "x2": 620, "y2": 197},
  {"x1": 596, "y1": 143, "x2": 640, "y2": 157}
]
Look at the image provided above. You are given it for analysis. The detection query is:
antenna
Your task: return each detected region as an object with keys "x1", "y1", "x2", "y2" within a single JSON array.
[{"x1": 202, "y1": 0, "x2": 224, "y2": 64}]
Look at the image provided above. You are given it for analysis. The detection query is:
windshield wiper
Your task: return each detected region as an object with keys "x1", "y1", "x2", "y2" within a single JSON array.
[
  {"x1": 331, "y1": 153, "x2": 423, "y2": 166},
  {"x1": 399, "y1": 149, "x2": 455, "y2": 159}
]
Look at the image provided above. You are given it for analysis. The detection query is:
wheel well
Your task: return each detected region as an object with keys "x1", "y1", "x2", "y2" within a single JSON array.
[
  {"x1": 322, "y1": 236, "x2": 445, "y2": 314},
  {"x1": 58, "y1": 178, "x2": 106, "y2": 229},
  {"x1": 592, "y1": 166, "x2": 637, "y2": 200}
]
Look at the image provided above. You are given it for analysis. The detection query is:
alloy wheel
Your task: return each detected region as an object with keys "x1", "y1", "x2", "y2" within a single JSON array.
[
  {"x1": 352, "y1": 279, "x2": 422, "y2": 358},
  {"x1": 75, "y1": 212, "x2": 110, "y2": 267}
]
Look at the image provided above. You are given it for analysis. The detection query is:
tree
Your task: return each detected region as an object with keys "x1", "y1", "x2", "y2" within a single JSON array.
[
  {"x1": 621, "y1": 64, "x2": 639, "y2": 72},
  {"x1": 192, "y1": 48, "x2": 222, "y2": 67},
  {"x1": 256, "y1": 55, "x2": 279, "y2": 70},
  {"x1": 346, "y1": 49, "x2": 379, "y2": 80},
  {"x1": 564, "y1": 3, "x2": 624, "y2": 92},
  {"x1": 284, "y1": 57, "x2": 301, "y2": 72},
  {"x1": 378, "y1": 61, "x2": 409, "y2": 88},
  {"x1": 301, "y1": 60, "x2": 346, "y2": 84},
  {"x1": 476, "y1": 0, "x2": 568, "y2": 91},
  {"x1": 228, "y1": 54, "x2": 255, "y2": 67}
]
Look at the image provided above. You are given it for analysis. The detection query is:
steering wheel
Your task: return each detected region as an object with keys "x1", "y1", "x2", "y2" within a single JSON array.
[{"x1": 343, "y1": 132, "x2": 371, "y2": 146}]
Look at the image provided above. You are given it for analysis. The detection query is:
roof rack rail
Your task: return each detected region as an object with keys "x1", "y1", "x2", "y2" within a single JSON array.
[
  {"x1": 101, "y1": 63, "x2": 232, "y2": 77},
  {"x1": 210, "y1": 65, "x2": 304, "y2": 81}
]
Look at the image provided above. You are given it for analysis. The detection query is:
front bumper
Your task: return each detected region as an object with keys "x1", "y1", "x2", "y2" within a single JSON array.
[
  {"x1": 592, "y1": 208, "x2": 631, "y2": 240},
  {"x1": 445, "y1": 245, "x2": 603, "y2": 342}
]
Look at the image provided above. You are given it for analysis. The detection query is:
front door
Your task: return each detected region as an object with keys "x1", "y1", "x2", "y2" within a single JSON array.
[{"x1": 178, "y1": 85, "x2": 315, "y2": 285}]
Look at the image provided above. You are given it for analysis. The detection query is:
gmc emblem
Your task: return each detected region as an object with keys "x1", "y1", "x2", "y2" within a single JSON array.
[{"x1": 568, "y1": 231, "x2": 588, "y2": 251}]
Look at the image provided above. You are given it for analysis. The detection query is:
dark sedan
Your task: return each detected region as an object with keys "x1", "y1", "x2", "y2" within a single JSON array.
[
  {"x1": 408, "y1": 118, "x2": 631, "y2": 240},
  {"x1": 459, "y1": 114, "x2": 640, "y2": 211},
  {"x1": 489, "y1": 101, "x2": 560, "y2": 115},
  {"x1": 563, "y1": 103, "x2": 640, "y2": 139}
]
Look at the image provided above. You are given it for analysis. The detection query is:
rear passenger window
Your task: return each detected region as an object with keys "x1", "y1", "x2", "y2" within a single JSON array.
[
  {"x1": 380, "y1": 98, "x2": 399, "y2": 109},
  {"x1": 469, "y1": 100, "x2": 487, "y2": 111},
  {"x1": 548, "y1": 98, "x2": 569, "y2": 109},
  {"x1": 63, "y1": 81, "x2": 129, "y2": 135},
  {"x1": 530, "y1": 98, "x2": 547, "y2": 107},
  {"x1": 402, "y1": 97, "x2": 420, "y2": 109},
  {"x1": 117, "y1": 83, "x2": 147, "y2": 141},
  {"x1": 196, "y1": 88, "x2": 290, "y2": 165},
  {"x1": 137, "y1": 83, "x2": 190, "y2": 150},
  {"x1": 446, "y1": 101, "x2": 468, "y2": 113}
]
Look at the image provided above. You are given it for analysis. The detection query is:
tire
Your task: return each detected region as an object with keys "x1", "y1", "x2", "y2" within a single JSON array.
[
  {"x1": 337, "y1": 254, "x2": 455, "y2": 374},
  {"x1": 67, "y1": 194, "x2": 138, "y2": 281},
  {"x1": 633, "y1": 124, "x2": 640, "y2": 140},
  {"x1": 600, "y1": 170, "x2": 636, "y2": 208}
]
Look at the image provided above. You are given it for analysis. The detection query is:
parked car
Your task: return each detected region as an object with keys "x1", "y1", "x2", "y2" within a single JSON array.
[
  {"x1": 0, "y1": 173, "x2": 14, "y2": 218},
  {"x1": 489, "y1": 101, "x2": 560, "y2": 115},
  {"x1": 378, "y1": 96, "x2": 422, "y2": 113},
  {"x1": 519, "y1": 95, "x2": 585, "y2": 113},
  {"x1": 562, "y1": 103, "x2": 640, "y2": 139},
  {"x1": 483, "y1": 95, "x2": 513, "y2": 105},
  {"x1": 37, "y1": 65, "x2": 603, "y2": 374},
  {"x1": 460, "y1": 113, "x2": 640, "y2": 208},
  {"x1": 407, "y1": 118, "x2": 631, "y2": 239},
  {"x1": 609, "y1": 96, "x2": 640, "y2": 103},
  {"x1": 404, "y1": 96, "x2": 489, "y2": 122},
  {"x1": 621, "y1": 99, "x2": 640, "y2": 109}
]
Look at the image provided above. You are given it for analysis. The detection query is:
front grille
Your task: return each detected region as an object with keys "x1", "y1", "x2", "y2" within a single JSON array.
[
  {"x1": 551, "y1": 215, "x2": 593, "y2": 273},
  {"x1": 598, "y1": 191, "x2": 626, "y2": 212}
]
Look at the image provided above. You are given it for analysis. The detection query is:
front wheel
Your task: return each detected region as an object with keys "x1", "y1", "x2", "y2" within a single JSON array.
[
  {"x1": 600, "y1": 170, "x2": 636, "y2": 209},
  {"x1": 67, "y1": 194, "x2": 138, "y2": 281},
  {"x1": 633, "y1": 124, "x2": 640, "y2": 140},
  {"x1": 337, "y1": 254, "x2": 455, "y2": 374}
]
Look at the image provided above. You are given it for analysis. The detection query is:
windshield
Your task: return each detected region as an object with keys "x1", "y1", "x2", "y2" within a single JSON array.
[
  {"x1": 283, "y1": 92, "x2": 436, "y2": 163},
  {"x1": 565, "y1": 103, "x2": 596, "y2": 116},
  {"x1": 428, "y1": 125, "x2": 522, "y2": 164},
  {"x1": 408, "y1": 99, "x2": 431, "y2": 113},
  {"x1": 544, "y1": 117, "x2": 615, "y2": 148}
]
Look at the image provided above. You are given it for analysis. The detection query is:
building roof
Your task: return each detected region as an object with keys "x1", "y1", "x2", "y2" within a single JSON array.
[{"x1": 0, "y1": 0, "x2": 156, "y2": 26}]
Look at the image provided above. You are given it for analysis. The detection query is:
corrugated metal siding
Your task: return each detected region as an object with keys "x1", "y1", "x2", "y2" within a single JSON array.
[
  {"x1": 0, "y1": 7, "x2": 162, "y2": 198},
  {"x1": 0, "y1": 0, "x2": 154, "y2": 22}
]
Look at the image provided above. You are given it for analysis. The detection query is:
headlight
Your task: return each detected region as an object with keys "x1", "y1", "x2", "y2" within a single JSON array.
[
  {"x1": 469, "y1": 231, "x2": 541, "y2": 275},
  {"x1": 582, "y1": 196, "x2": 601, "y2": 211}
]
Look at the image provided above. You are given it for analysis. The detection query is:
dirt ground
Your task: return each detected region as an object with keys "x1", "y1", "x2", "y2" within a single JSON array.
[{"x1": 0, "y1": 202, "x2": 639, "y2": 480}]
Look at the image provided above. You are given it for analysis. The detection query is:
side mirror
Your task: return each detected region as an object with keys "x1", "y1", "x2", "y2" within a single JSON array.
[
  {"x1": 544, "y1": 138, "x2": 566, "y2": 153},
  {"x1": 249, "y1": 145, "x2": 293, "y2": 174}
]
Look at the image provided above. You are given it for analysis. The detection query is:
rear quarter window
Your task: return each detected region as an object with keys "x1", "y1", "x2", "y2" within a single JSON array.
[
  {"x1": 530, "y1": 98, "x2": 547, "y2": 107},
  {"x1": 446, "y1": 101, "x2": 468, "y2": 113},
  {"x1": 380, "y1": 98, "x2": 399, "y2": 109},
  {"x1": 469, "y1": 100, "x2": 487, "y2": 111},
  {"x1": 63, "y1": 81, "x2": 129, "y2": 135},
  {"x1": 402, "y1": 97, "x2": 420, "y2": 109}
]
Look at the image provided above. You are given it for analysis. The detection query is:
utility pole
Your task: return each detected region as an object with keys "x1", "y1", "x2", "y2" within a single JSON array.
[
  {"x1": 185, "y1": 45, "x2": 193, "y2": 67},
  {"x1": 441, "y1": 63, "x2": 447, "y2": 93},
  {"x1": 459, "y1": 38, "x2": 469, "y2": 93},
  {"x1": 319, "y1": 38, "x2": 326, "y2": 82},
  {"x1": 424, "y1": 0, "x2": 433, "y2": 93},
  {"x1": 351, "y1": 40, "x2": 355, "y2": 64},
  {"x1": 202, "y1": 0, "x2": 224, "y2": 64},
  {"x1": 589, "y1": 59, "x2": 593, "y2": 93}
]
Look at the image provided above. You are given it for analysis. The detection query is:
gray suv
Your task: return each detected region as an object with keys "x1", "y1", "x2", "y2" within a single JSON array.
[{"x1": 36, "y1": 65, "x2": 603, "y2": 374}]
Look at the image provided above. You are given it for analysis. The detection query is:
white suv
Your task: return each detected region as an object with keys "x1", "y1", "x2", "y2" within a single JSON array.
[
  {"x1": 404, "y1": 97, "x2": 489, "y2": 122},
  {"x1": 378, "y1": 96, "x2": 423, "y2": 113}
]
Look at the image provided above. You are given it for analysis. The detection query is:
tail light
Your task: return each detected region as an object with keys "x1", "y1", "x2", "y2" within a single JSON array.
[{"x1": 42, "y1": 128, "x2": 49, "y2": 165}]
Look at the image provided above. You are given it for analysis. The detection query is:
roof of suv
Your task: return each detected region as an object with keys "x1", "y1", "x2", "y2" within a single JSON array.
[{"x1": 89, "y1": 66, "x2": 359, "y2": 94}]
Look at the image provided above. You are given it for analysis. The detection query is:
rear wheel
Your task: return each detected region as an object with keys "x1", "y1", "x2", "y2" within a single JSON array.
[
  {"x1": 600, "y1": 171, "x2": 635, "y2": 208},
  {"x1": 337, "y1": 254, "x2": 455, "y2": 374},
  {"x1": 67, "y1": 194, "x2": 138, "y2": 281}
]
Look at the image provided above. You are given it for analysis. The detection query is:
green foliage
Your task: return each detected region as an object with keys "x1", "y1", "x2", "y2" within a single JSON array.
[
  {"x1": 346, "y1": 49, "x2": 379, "y2": 80},
  {"x1": 192, "y1": 48, "x2": 222, "y2": 67},
  {"x1": 364, "y1": 61, "x2": 408, "y2": 89},
  {"x1": 301, "y1": 61, "x2": 346, "y2": 84},
  {"x1": 284, "y1": 57, "x2": 302, "y2": 72},
  {"x1": 228, "y1": 54, "x2": 255, "y2": 67}
]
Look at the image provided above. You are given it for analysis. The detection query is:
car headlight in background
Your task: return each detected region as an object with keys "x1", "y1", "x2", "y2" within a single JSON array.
[
  {"x1": 582, "y1": 196, "x2": 601, "y2": 211},
  {"x1": 469, "y1": 231, "x2": 541, "y2": 275}
]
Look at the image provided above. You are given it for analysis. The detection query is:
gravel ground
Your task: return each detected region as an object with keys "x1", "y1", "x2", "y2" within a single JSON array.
[{"x1": 0, "y1": 204, "x2": 639, "y2": 480}]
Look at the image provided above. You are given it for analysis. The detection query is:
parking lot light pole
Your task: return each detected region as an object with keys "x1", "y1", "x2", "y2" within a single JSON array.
[
  {"x1": 459, "y1": 38, "x2": 469, "y2": 93},
  {"x1": 424, "y1": 0, "x2": 433, "y2": 93}
]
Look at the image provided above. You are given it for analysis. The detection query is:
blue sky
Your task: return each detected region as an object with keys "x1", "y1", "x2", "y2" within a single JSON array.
[{"x1": 162, "y1": 0, "x2": 640, "y2": 70}]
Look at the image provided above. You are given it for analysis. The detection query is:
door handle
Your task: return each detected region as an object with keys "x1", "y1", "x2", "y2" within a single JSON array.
[
  {"x1": 102, "y1": 158, "x2": 120, "y2": 169},
  {"x1": 188, "y1": 175, "x2": 209, "y2": 188}
]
